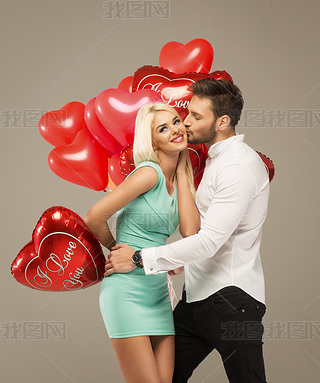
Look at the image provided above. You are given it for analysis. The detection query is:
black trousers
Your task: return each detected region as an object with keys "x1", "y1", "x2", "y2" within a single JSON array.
[{"x1": 172, "y1": 286, "x2": 267, "y2": 383}]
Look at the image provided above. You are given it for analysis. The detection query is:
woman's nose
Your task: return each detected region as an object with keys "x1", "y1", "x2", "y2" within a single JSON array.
[{"x1": 172, "y1": 123, "x2": 181, "y2": 133}]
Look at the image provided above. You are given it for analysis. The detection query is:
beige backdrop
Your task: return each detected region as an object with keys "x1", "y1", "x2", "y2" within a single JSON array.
[{"x1": 1, "y1": 0, "x2": 320, "y2": 382}]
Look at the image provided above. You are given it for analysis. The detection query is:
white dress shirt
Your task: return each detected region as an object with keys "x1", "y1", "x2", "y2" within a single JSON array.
[{"x1": 141, "y1": 134, "x2": 270, "y2": 304}]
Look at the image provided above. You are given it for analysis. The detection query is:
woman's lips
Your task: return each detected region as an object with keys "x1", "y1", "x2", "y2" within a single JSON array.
[{"x1": 171, "y1": 134, "x2": 184, "y2": 143}]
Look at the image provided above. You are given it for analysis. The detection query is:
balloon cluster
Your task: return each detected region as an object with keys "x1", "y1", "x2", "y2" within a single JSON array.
[
  {"x1": 11, "y1": 39, "x2": 275, "y2": 292},
  {"x1": 39, "y1": 38, "x2": 245, "y2": 191}
]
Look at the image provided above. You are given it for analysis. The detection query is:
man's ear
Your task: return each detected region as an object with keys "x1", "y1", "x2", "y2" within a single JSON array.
[{"x1": 217, "y1": 115, "x2": 231, "y2": 130}]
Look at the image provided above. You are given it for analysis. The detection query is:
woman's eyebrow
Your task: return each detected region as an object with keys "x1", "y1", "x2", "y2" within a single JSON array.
[{"x1": 156, "y1": 116, "x2": 179, "y2": 130}]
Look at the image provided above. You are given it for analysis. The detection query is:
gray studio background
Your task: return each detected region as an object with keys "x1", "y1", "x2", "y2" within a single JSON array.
[{"x1": 1, "y1": 0, "x2": 320, "y2": 382}]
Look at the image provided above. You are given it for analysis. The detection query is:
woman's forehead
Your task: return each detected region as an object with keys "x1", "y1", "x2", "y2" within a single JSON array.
[{"x1": 153, "y1": 110, "x2": 177, "y2": 126}]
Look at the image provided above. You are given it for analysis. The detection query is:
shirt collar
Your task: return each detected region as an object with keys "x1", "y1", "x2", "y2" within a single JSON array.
[{"x1": 207, "y1": 133, "x2": 245, "y2": 159}]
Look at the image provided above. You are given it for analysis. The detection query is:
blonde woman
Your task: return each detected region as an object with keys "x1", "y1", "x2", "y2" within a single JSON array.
[{"x1": 85, "y1": 102, "x2": 200, "y2": 383}]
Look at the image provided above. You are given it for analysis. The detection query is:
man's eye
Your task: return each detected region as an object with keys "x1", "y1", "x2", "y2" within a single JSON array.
[{"x1": 194, "y1": 116, "x2": 200, "y2": 120}]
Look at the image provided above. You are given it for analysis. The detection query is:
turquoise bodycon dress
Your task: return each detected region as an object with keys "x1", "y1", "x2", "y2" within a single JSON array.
[{"x1": 99, "y1": 161, "x2": 179, "y2": 338}]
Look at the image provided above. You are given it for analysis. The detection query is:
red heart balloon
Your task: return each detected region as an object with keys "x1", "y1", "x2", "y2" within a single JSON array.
[
  {"x1": 159, "y1": 38, "x2": 214, "y2": 74},
  {"x1": 108, "y1": 151, "x2": 124, "y2": 186},
  {"x1": 117, "y1": 76, "x2": 133, "y2": 93},
  {"x1": 133, "y1": 66, "x2": 213, "y2": 119},
  {"x1": 257, "y1": 152, "x2": 275, "y2": 182},
  {"x1": 11, "y1": 206, "x2": 106, "y2": 291},
  {"x1": 114, "y1": 142, "x2": 208, "y2": 190},
  {"x1": 210, "y1": 70, "x2": 233, "y2": 83},
  {"x1": 119, "y1": 145, "x2": 136, "y2": 179},
  {"x1": 39, "y1": 102, "x2": 86, "y2": 147},
  {"x1": 95, "y1": 88, "x2": 162, "y2": 149},
  {"x1": 48, "y1": 128, "x2": 110, "y2": 191},
  {"x1": 84, "y1": 97, "x2": 123, "y2": 156}
]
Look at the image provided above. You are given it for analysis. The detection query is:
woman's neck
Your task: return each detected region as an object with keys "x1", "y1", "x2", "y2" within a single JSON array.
[{"x1": 156, "y1": 151, "x2": 179, "y2": 184}]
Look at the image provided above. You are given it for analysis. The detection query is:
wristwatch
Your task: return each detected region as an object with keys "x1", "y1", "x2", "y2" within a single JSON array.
[{"x1": 132, "y1": 250, "x2": 143, "y2": 269}]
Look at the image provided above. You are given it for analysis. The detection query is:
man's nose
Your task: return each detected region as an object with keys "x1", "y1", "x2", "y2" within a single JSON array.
[{"x1": 184, "y1": 114, "x2": 191, "y2": 127}]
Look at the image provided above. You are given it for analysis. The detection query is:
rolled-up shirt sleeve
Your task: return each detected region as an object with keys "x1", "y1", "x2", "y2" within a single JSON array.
[{"x1": 142, "y1": 163, "x2": 258, "y2": 275}]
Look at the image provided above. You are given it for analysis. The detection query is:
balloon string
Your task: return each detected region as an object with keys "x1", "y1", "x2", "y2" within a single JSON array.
[{"x1": 167, "y1": 273, "x2": 177, "y2": 310}]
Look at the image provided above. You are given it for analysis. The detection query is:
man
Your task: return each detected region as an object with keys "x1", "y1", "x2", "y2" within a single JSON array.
[{"x1": 105, "y1": 78, "x2": 269, "y2": 382}]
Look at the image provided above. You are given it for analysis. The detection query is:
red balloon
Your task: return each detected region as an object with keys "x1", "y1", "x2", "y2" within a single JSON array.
[
  {"x1": 48, "y1": 128, "x2": 110, "y2": 191},
  {"x1": 84, "y1": 97, "x2": 123, "y2": 156},
  {"x1": 95, "y1": 88, "x2": 162, "y2": 149},
  {"x1": 11, "y1": 206, "x2": 106, "y2": 291},
  {"x1": 112, "y1": 142, "x2": 208, "y2": 190},
  {"x1": 210, "y1": 70, "x2": 233, "y2": 83},
  {"x1": 133, "y1": 66, "x2": 213, "y2": 119},
  {"x1": 257, "y1": 152, "x2": 275, "y2": 182},
  {"x1": 186, "y1": 143, "x2": 207, "y2": 188},
  {"x1": 159, "y1": 38, "x2": 214, "y2": 74},
  {"x1": 108, "y1": 151, "x2": 124, "y2": 186},
  {"x1": 39, "y1": 102, "x2": 86, "y2": 147},
  {"x1": 120, "y1": 145, "x2": 135, "y2": 178},
  {"x1": 117, "y1": 76, "x2": 133, "y2": 93}
]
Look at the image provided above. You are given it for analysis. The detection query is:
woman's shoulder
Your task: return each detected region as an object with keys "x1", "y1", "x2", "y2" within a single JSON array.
[
  {"x1": 135, "y1": 160, "x2": 160, "y2": 169},
  {"x1": 134, "y1": 161, "x2": 163, "y2": 178},
  {"x1": 125, "y1": 161, "x2": 161, "y2": 184}
]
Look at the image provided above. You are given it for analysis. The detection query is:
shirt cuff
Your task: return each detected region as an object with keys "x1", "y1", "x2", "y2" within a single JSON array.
[{"x1": 141, "y1": 247, "x2": 158, "y2": 275}]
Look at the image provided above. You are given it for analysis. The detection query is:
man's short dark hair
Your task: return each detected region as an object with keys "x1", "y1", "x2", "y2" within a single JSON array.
[{"x1": 189, "y1": 78, "x2": 244, "y2": 128}]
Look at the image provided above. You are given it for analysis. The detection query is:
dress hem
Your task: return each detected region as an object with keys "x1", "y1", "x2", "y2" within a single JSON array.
[{"x1": 108, "y1": 331, "x2": 175, "y2": 339}]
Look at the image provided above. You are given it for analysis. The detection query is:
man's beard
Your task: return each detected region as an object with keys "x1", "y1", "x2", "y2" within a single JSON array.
[{"x1": 187, "y1": 121, "x2": 216, "y2": 145}]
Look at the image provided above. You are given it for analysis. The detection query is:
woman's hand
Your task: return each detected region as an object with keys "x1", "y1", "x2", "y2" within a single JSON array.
[
  {"x1": 104, "y1": 243, "x2": 136, "y2": 276},
  {"x1": 176, "y1": 148, "x2": 188, "y2": 175}
]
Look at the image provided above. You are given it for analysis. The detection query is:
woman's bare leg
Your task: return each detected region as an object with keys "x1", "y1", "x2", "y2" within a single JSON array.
[
  {"x1": 111, "y1": 336, "x2": 161, "y2": 383},
  {"x1": 150, "y1": 335, "x2": 175, "y2": 383}
]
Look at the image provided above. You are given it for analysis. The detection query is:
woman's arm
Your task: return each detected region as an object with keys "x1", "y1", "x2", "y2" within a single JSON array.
[
  {"x1": 176, "y1": 150, "x2": 201, "y2": 237},
  {"x1": 84, "y1": 166, "x2": 158, "y2": 250}
]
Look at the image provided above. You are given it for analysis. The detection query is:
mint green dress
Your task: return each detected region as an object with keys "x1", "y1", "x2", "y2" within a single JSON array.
[{"x1": 99, "y1": 161, "x2": 179, "y2": 338}]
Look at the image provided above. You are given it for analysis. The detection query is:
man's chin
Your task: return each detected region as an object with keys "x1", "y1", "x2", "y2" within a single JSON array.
[{"x1": 187, "y1": 136, "x2": 202, "y2": 145}]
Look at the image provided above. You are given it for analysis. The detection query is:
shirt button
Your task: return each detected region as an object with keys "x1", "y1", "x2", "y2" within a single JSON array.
[{"x1": 150, "y1": 268, "x2": 153, "y2": 271}]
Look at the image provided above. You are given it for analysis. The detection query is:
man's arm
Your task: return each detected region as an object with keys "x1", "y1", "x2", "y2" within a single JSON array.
[
  {"x1": 142, "y1": 163, "x2": 258, "y2": 273},
  {"x1": 106, "y1": 163, "x2": 258, "y2": 275}
]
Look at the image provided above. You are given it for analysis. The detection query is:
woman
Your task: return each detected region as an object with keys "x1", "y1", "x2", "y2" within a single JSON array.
[{"x1": 85, "y1": 102, "x2": 200, "y2": 383}]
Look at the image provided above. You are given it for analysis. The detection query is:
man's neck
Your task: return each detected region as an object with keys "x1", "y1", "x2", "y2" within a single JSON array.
[{"x1": 205, "y1": 130, "x2": 236, "y2": 149}]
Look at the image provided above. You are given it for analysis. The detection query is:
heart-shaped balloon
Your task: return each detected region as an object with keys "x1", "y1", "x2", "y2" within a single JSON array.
[
  {"x1": 11, "y1": 206, "x2": 106, "y2": 291},
  {"x1": 117, "y1": 76, "x2": 133, "y2": 93},
  {"x1": 112, "y1": 142, "x2": 208, "y2": 190},
  {"x1": 39, "y1": 102, "x2": 86, "y2": 147},
  {"x1": 119, "y1": 145, "x2": 136, "y2": 179},
  {"x1": 187, "y1": 143, "x2": 208, "y2": 188},
  {"x1": 210, "y1": 70, "x2": 233, "y2": 83},
  {"x1": 108, "y1": 151, "x2": 124, "y2": 186},
  {"x1": 48, "y1": 128, "x2": 110, "y2": 191},
  {"x1": 159, "y1": 38, "x2": 214, "y2": 74},
  {"x1": 257, "y1": 152, "x2": 275, "y2": 182},
  {"x1": 84, "y1": 97, "x2": 123, "y2": 156},
  {"x1": 95, "y1": 88, "x2": 162, "y2": 149},
  {"x1": 133, "y1": 66, "x2": 213, "y2": 119}
]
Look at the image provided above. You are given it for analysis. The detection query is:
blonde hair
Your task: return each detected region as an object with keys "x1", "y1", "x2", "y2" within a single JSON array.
[{"x1": 133, "y1": 102, "x2": 196, "y2": 200}]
